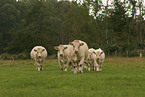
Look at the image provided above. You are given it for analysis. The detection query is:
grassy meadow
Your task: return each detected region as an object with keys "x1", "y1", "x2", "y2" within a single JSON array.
[{"x1": 0, "y1": 57, "x2": 145, "y2": 97}]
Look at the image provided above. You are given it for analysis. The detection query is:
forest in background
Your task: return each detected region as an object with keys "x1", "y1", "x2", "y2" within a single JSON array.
[{"x1": 0, "y1": 0, "x2": 145, "y2": 59}]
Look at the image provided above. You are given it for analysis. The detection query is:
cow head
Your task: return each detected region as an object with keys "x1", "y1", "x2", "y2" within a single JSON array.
[
  {"x1": 69, "y1": 40, "x2": 84, "y2": 54},
  {"x1": 34, "y1": 48, "x2": 45, "y2": 60},
  {"x1": 54, "y1": 45, "x2": 67, "y2": 57},
  {"x1": 87, "y1": 51, "x2": 96, "y2": 61},
  {"x1": 95, "y1": 48, "x2": 104, "y2": 58}
]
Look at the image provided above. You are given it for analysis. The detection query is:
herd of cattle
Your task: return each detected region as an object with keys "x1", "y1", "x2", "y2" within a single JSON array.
[{"x1": 30, "y1": 40, "x2": 105, "y2": 74}]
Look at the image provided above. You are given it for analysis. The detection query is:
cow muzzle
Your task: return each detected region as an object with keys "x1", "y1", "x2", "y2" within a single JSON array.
[
  {"x1": 75, "y1": 50, "x2": 79, "y2": 54},
  {"x1": 38, "y1": 56, "x2": 41, "y2": 58},
  {"x1": 60, "y1": 54, "x2": 64, "y2": 57}
]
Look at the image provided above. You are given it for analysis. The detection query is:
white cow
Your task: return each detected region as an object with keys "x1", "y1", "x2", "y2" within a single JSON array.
[
  {"x1": 69, "y1": 40, "x2": 88, "y2": 74},
  {"x1": 86, "y1": 48, "x2": 98, "y2": 71},
  {"x1": 54, "y1": 45, "x2": 73, "y2": 71},
  {"x1": 95, "y1": 48, "x2": 105, "y2": 71},
  {"x1": 30, "y1": 46, "x2": 47, "y2": 71}
]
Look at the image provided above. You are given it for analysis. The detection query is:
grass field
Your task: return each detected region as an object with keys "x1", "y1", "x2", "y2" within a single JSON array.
[{"x1": 0, "y1": 57, "x2": 145, "y2": 97}]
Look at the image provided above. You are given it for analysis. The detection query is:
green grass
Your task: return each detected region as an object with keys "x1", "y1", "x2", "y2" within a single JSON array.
[{"x1": 0, "y1": 57, "x2": 145, "y2": 97}]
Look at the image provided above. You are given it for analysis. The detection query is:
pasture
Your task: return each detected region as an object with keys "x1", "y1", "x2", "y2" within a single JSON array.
[{"x1": 0, "y1": 57, "x2": 145, "y2": 97}]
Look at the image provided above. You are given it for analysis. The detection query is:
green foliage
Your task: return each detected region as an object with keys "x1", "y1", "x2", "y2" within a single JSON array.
[
  {"x1": 0, "y1": 53, "x2": 29, "y2": 60},
  {"x1": 104, "y1": 43, "x2": 119, "y2": 55},
  {"x1": 0, "y1": 53, "x2": 12, "y2": 60},
  {"x1": 138, "y1": 41, "x2": 145, "y2": 49},
  {"x1": 0, "y1": 2, "x2": 20, "y2": 54},
  {"x1": 0, "y1": 0, "x2": 145, "y2": 57}
]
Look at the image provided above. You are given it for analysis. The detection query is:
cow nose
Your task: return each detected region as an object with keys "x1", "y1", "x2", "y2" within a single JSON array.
[
  {"x1": 60, "y1": 54, "x2": 63, "y2": 57},
  {"x1": 75, "y1": 51, "x2": 78, "y2": 54}
]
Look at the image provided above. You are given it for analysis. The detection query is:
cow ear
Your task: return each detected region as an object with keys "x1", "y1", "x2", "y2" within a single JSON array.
[
  {"x1": 80, "y1": 43, "x2": 84, "y2": 46},
  {"x1": 34, "y1": 49, "x2": 37, "y2": 52},
  {"x1": 54, "y1": 46, "x2": 58, "y2": 50},
  {"x1": 64, "y1": 47, "x2": 68, "y2": 49},
  {"x1": 99, "y1": 52, "x2": 103, "y2": 56},
  {"x1": 42, "y1": 49, "x2": 45, "y2": 52},
  {"x1": 69, "y1": 42, "x2": 73, "y2": 45}
]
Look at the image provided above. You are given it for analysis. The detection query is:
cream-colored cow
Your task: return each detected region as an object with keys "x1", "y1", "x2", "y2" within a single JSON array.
[
  {"x1": 54, "y1": 45, "x2": 73, "y2": 71},
  {"x1": 95, "y1": 48, "x2": 105, "y2": 71},
  {"x1": 30, "y1": 46, "x2": 47, "y2": 71},
  {"x1": 69, "y1": 40, "x2": 88, "y2": 74},
  {"x1": 86, "y1": 48, "x2": 98, "y2": 71}
]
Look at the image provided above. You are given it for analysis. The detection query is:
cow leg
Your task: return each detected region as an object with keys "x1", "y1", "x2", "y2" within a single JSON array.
[
  {"x1": 87, "y1": 63, "x2": 91, "y2": 71},
  {"x1": 74, "y1": 67, "x2": 77, "y2": 74},
  {"x1": 64, "y1": 66, "x2": 67, "y2": 71},
  {"x1": 96, "y1": 58, "x2": 100, "y2": 71},
  {"x1": 64, "y1": 59, "x2": 70, "y2": 71},
  {"x1": 40, "y1": 60, "x2": 43, "y2": 71},
  {"x1": 64, "y1": 64, "x2": 68, "y2": 71},
  {"x1": 34, "y1": 62, "x2": 37, "y2": 70},
  {"x1": 93, "y1": 60, "x2": 95, "y2": 70},
  {"x1": 40, "y1": 65, "x2": 43, "y2": 71},
  {"x1": 35, "y1": 62, "x2": 41, "y2": 71},
  {"x1": 100, "y1": 64, "x2": 102, "y2": 71},
  {"x1": 69, "y1": 64, "x2": 74, "y2": 71},
  {"x1": 78, "y1": 56, "x2": 85, "y2": 73},
  {"x1": 99, "y1": 60, "x2": 103, "y2": 71},
  {"x1": 37, "y1": 64, "x2": 40, "y2": 71},
  {"x1": 84, "y1": 61, "x2": 90, "y2": 71},
  {"x1": 96, "y1": 64, "x2": 99, "y2": 71},
  {"x1": 37, "y1": 67, "x2": 40, "y2": 71},
  {"x1": 95, "y1": 63, "x2": 99, "y2": 71},
  {"x1": 58, "y1": 60, "x2": 63, "y2": 71},
  {"x1": 70, "y1": 60, "x2": 77, "y2": 74},
  {"x1": 79, "y1": 64, "x2": 83, "y2": 73},
  {"x1": 91, "y1": 62, "x2": 95, "y2": 70},
  {"x1": 70, "y1": 60, "x2": 75, "y2": 71},
  {"x1": 73, "y1": 63, "x2": 78, "y2": 74}
]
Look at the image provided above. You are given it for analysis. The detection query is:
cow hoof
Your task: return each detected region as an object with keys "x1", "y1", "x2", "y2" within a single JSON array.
[
  {"x1": 61, "y1": 68, "x2": 64, "y2": 71},
  {"x1": 74, "y1": 70, "x2": 77, "y2": 74},
  {"x1": 64, "y1": 68, "x2": 67, "y2": 71},
  {"x1": 41, "y1": 67, "x2": 43, "y2": 71},
  {"x1": 78, "y1": 70, "x2": 83, "y2": 73},
  {"x1": 37, "y1": 67, "x2": 40, "y2": 71},
  {"x1": 81, "y1": 70, "x2": 83, "y2": 73}
]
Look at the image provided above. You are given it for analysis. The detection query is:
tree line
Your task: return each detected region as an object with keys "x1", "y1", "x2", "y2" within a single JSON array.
[{"x1": 0, "y1": 0, "x2": 145, "y2": 59}]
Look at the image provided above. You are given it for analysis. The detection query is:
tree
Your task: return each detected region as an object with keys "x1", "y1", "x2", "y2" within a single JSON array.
[
  {"x1": 6, "y1": 1, "x2": 48, "y2": 54},
  {"x1": 0, "y1": 3, "x2": 20, "y2": 54},
  {"x1": 109, "y1": 0, "x2": 127, "y2": 45}
]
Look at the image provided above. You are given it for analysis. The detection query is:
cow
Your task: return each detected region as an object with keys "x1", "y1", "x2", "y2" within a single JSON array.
[
  {"x1": 54, "y1": 45, "x2": 73, "y2": 71},
  {"x1": 30, "y1": 46, "x2": 47, "y2": 71},
  {"x1": 95, "y1": 48, "x2": 105, "y2": 71},
  {"x1": 86, "y1": 48, "x2": 98, "y2": 71},
  {"x1": 69, "y1": 40, "x2": 88, "y2": 74}
]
